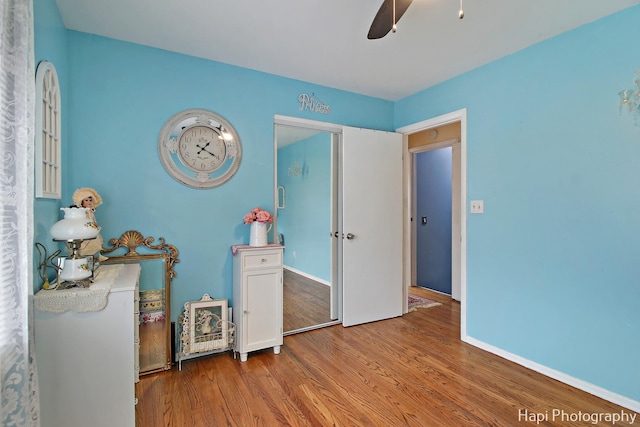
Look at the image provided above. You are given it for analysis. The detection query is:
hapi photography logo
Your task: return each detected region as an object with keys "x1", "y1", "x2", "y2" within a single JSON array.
[{"x1": 518, "y1": 408, "x2": 637, "y2": 425}]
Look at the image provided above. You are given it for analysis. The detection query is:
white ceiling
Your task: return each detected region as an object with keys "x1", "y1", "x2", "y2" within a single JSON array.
[{"x1": 55, "y1": 0, "x2": 640, "y2": 101}]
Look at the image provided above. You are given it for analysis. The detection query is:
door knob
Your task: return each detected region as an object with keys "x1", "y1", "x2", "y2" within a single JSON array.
[{"x1": 346, "y1": 233, "x2": 355, "y2": 240}]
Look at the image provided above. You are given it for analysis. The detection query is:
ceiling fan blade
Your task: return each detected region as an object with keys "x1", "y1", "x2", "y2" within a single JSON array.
[{"x1": 367, "y1": 0, "x2": 414, "y2": 40}]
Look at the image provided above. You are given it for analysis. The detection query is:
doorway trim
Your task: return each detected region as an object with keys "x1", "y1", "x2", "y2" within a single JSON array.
[{"x1": 397, "y1": 108, "x2": 468, "y2": 339}]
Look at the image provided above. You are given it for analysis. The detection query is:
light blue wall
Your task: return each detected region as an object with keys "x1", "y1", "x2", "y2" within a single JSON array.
[
  {"x1": 396, "y1": 6, "x2": 640, "y2": 401},
  {"x1": 33, "y1": 0, "x2": 68, "y2": 291},
  {"x1": 63, "y1": 31, "x2": 393, "y2": 321},
  {"x1": 277, "y1": 133, "x2": 332, "y2": 281}
]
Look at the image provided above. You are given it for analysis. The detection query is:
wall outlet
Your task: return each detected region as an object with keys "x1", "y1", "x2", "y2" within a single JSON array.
[
  {"x1": 292, "y1": 251, "x2": 296, "y2": 259},
  {"x1": 471, "y1": 200, "x2": 484, "y2": 214}
]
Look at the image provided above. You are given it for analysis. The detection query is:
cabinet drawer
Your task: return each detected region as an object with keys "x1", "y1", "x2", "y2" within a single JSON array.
[{"x1": 242, "y1": 251, "x2": 282, "y2": 270}]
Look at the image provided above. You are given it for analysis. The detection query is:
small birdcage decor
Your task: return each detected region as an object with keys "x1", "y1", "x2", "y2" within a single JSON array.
[{"x1": 178, "y1": 294, "x2": 236, "y2": 369}]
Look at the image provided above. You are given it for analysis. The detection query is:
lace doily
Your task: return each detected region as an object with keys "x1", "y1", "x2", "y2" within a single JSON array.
[{"x1": 34, "y1": 264, "x2": 124, "y2": 313}]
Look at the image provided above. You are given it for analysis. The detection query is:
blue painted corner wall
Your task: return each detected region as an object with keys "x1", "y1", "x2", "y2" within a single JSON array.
[{"x1": 396, "y1": 6, "x2": 640, "y2": 403}]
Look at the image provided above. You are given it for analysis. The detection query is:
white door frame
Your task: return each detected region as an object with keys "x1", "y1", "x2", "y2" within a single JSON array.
[{"x1": 397, "y1": 108, "x2": 468, "y2": 339}]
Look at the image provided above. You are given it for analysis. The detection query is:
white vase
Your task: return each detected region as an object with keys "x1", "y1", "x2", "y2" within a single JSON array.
[{"x1": 249, "y1": 221, "x2": 270, "y2": 246}]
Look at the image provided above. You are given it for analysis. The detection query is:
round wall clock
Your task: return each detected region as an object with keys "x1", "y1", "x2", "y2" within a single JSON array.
[{"x1": 158, "y1": 109, "x2": 242, "y2": 189}]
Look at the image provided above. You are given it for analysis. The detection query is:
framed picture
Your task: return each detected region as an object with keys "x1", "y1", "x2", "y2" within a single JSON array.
[{"x1": 185, "y1": 294, "x2": 229, "y2": 353}]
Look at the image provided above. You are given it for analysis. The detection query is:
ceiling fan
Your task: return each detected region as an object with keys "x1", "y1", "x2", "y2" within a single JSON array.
[{"x1": 367, "y1": 0, "x2": 464, "y2": 40}]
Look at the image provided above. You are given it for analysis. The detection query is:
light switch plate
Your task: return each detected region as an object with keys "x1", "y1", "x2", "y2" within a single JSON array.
[{"x1": 471, "y1": 200, "x2": 484, "y2": 214}]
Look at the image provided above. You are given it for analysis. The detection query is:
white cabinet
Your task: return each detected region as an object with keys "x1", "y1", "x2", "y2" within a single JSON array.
[
  {"x1": 34, "y1": 263, "x2": 140, "y2": 427},
  {"x1": 232, "y1": 245, "x2": 284, "y2": 362}
]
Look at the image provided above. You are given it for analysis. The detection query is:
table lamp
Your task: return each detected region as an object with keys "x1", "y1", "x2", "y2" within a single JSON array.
[{"x1": 50, "y1": 207, "x2": 101, "y2": 288}]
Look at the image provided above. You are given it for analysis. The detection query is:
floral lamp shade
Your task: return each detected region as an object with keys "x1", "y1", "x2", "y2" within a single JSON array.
[{"x1": 50, "y1": 207, "x2": 100, "y2": 241}]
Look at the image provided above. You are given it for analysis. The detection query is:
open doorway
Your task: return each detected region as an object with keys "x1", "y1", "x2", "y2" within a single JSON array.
[
  {"x1": 409, "y1": 122, "x2": 460, "y2": 300},
  {"x1": 415, "y1": 146, "x2": 453, "y2": 295},
  {"x1": 398, "y1": 109, "x2": 467, "y2": 338}
]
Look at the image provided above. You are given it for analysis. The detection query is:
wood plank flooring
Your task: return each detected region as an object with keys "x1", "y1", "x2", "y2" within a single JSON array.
[
  {"x1": 283, "y1": 269, "x2": 332, "y2": 333},
  {"x1": 135, "y1": 287, "x2": 637, "y2": 426},
  {"x1": 139, "y1": 320, "x2": 167, "y2": 373}
]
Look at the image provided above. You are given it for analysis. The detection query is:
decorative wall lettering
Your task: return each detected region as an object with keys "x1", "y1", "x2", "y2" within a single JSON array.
[{"x1": 298, "y1": 93, "x2": 331, "y2": 114}]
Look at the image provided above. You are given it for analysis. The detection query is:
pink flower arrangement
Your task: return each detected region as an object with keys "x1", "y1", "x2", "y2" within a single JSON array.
[{"x1": 243, "y1": 207, "x2": 273, "y2": 224}]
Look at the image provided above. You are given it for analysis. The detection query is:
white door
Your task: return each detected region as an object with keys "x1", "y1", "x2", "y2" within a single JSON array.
[{"x1": 342, "y1": 127, "x2": 404, "y2": 327}]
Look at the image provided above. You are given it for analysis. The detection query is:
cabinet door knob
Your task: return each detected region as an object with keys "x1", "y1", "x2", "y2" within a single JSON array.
[
  {"x1": 243, "y1": 310, "x2": 248, "y2": 314},
  {"x1": 261, "y1": 258, "x2": 267, "y2": 263}
]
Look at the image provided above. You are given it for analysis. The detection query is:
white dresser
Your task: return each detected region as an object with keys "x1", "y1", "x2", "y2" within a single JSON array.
[
  {"x1": 34, "y1": 263, "x2": 140, "y2": 427},
  {"x1": 232, "y1": 245, "x2": 284, "y2": 362}
]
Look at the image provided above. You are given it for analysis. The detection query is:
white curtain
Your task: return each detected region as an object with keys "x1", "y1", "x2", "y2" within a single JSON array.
[{"x1": 0, "y1": 0, "x2": 40, "y2": 426}]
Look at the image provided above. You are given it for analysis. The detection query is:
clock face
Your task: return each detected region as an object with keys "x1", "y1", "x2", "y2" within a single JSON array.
[
  {"x1": 177, "y1": 125, "x2": 227, "y2": 173},
  {"x1": 158, "y1": 109, "x2": 242, "y2": 189}
]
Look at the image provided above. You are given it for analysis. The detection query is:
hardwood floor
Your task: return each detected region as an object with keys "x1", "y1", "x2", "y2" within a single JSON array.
[
  {"x1": 283, "y1": 269, "x2": 332, "y2": 333},
  {"x1": 135, "y1": 287, "x2": 637, "y2": 426},
  {"x1": 139, "y1": 320, "x2": 167, "y2": 372}
]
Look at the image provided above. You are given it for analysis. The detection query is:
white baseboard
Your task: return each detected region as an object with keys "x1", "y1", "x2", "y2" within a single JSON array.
[
  {"x1": 463, "y1": 336, "x2": 640, "y2": 413},
  {"x1": 283, "y1": 265, "x2": 330, "y2": 287}
]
